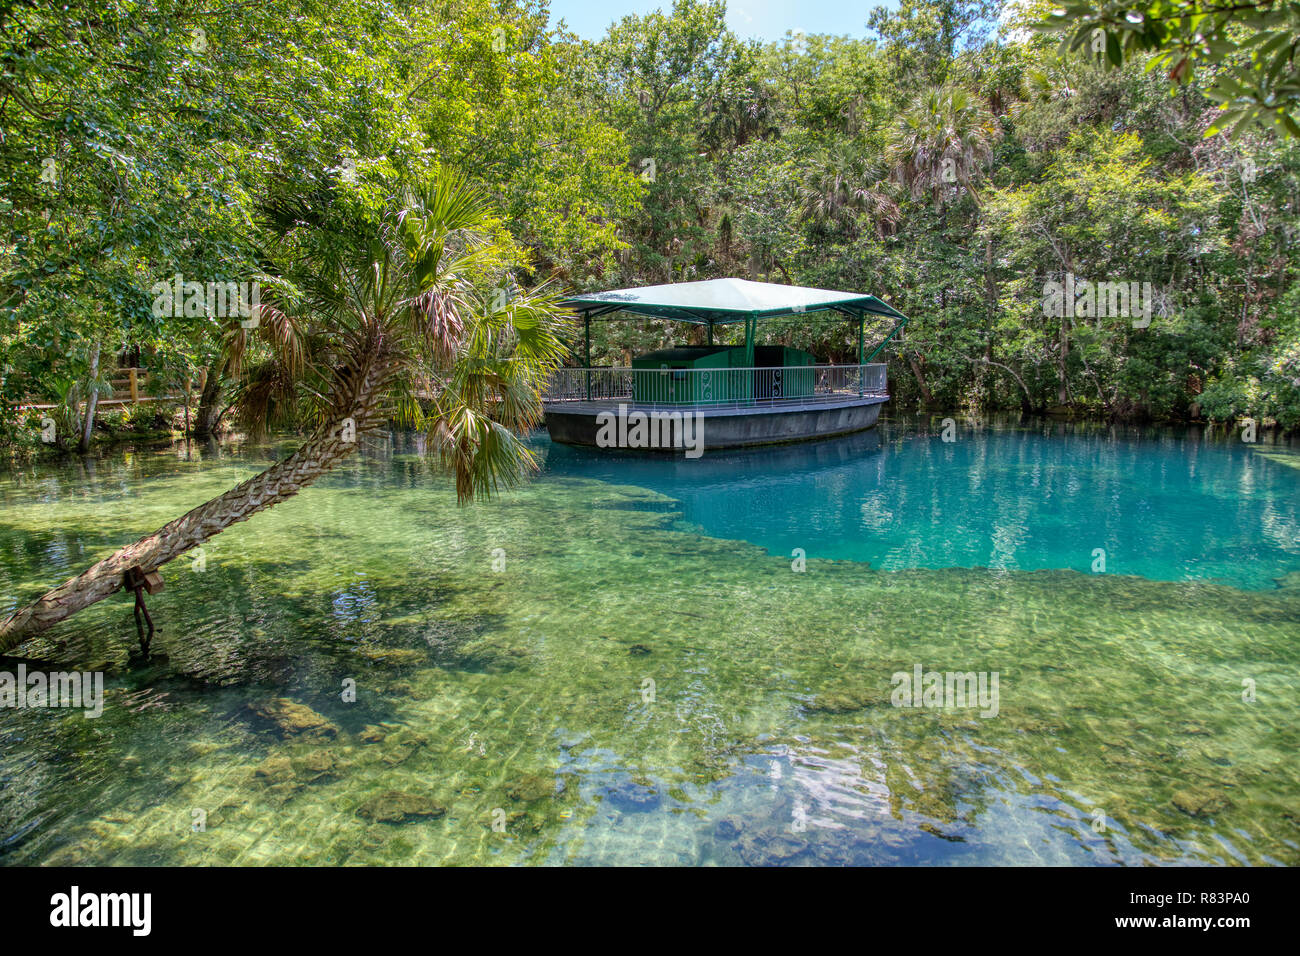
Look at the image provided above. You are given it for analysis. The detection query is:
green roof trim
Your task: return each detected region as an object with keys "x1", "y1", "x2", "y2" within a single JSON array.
[{"x1": 562, "y1": 277, "x2": 906, "y2": 325}]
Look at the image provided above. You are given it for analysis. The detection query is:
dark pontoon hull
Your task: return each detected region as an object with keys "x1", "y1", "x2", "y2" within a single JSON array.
[{"x1": 544, "y1": 397, "x2": 885, "y2": 451}]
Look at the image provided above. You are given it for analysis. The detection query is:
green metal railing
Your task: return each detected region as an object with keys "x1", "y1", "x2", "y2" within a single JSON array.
[{"x1": 544, "y1": 364, "x2": 888, "y2": 410}]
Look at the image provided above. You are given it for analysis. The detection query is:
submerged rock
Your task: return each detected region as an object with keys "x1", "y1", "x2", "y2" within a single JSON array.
[
  {"x1": 356, "y1": 790, "x2": 446, "y2": 824},
  {"x1": 360, "y1": 724, "x2": 390, "y2": 744},
  {"x1": 1172, "y1": 788, "x2": 1229, "y2": 818},
  {"x1": 427, "y1": 635, "x2": 530, "y2": 674},
  {"x1": 506, "y1": 774, "x2": 554, "y2": 803},
  {"x1": 910, "y1": 788, "x2": 959, "y2": 824},
  {"x1": 252, "y1": 754, "x2": 305, "y2": 799},
  {"x1": 253, "y1": 755, "x2": 297, "y2": 785},
  {"x1": 806, "y1": 688, "x2": 887, "y2": 714},
  {"x1": 714, "y1": 817, "x2": 742, "y2": 841},
  {"x1": 247, "y1": 698, "x2": 339, "y2": 738},
  {"x1": 294, "y1": 749, "x2": 339, "y2": 783},
  {"x1": 1100, "y1": 747, "x2": 1145, "y2": 770},
  {"x1": 253, "y1": 748, "x2": 339, "y2": 789},
  {"x1": 919, "y1": 822, "x2": 967, "y2": 843},
  {"x1": 736, "y1": 828, "x2": 810, "y2": 866},
  {"x1": 379, "y1": 731, "x2": 428, "y2": 766},
  {"x1": 505, "y1": 810, "x2": 545, "y2": 834},
  {"x1": 1275, "y1": 570, "x2": 1300, "y2": 590},
  {"x1": 605, "y1": 780, "x2": 660, "y2": 812},
  {"x1": 355, "y1": 647, "x2": 428, "y2": 666}
]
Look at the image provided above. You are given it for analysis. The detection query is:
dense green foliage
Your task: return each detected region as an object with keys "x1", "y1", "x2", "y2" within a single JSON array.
[
  {"x1": 3, "y1": 0, "x2": 1299, "y2": 445},
  {"x1": 0, "y1": 0, "x2": 638, "y2": 451},
  {"x1": 1037, "y1": 1, "x2": 1300, "y2": 137}
]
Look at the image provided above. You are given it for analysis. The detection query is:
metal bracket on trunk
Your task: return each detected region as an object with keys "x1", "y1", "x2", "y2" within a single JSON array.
[{"x1": 124, "y1": 566, "x2": 164, "y2": 652}]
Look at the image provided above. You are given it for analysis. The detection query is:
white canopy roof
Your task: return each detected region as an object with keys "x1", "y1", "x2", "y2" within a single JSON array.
[{"x1": 563, "y1": 278, "x2": 906, "y2": 325}]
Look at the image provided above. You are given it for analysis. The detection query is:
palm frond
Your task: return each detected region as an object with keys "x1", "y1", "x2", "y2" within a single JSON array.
[{"x1": 231, "y1": 166, "x2": 570, "y2": 504}]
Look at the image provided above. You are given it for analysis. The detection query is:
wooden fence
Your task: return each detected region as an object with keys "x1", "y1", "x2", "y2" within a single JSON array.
[{"x1": 19, "y1": 368, "x2": 207, "y2": 411}]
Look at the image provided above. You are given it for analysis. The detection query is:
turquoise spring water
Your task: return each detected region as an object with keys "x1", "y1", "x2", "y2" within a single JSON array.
[
  {"x1": 547, "y1": 422, "x2": 1300, "y2": 589},
  {"x1": 0, "y1": 417, "x2": 1297, "y2": 865}
]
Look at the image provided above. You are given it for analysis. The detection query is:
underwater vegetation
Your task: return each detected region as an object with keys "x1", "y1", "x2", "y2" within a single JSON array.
[{"x1": 0, "y1": 425, "x2": 1297, "y2": 865}]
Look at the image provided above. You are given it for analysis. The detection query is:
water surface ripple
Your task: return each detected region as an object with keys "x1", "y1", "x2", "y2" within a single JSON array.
[{"x1": 0, "y1": 420, "x2": 1296, "y2": 865}]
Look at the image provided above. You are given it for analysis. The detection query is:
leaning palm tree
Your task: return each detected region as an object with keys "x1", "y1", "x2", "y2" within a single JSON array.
[
  {"x1": 886, "y1": 84, "x2": 1001, "y2": 208},
  {"x1": 0, "y1": 170, "x2": 569, "y2": 649}
]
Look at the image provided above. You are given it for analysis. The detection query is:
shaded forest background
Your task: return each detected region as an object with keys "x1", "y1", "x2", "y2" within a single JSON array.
[{"x1": 3, "y1": 0, "x2": 1299, "y2": 448}]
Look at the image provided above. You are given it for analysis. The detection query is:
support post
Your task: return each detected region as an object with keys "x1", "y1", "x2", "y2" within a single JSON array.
[
  {"x1": 858, "y1": 314, "x2": 865, "y2": 396},
  {"x1": 128, "y1": 368, "x2": 139, "y2": 403},
  {"x1": 744, "y1": 312, "x2": 757, "y2": 404},
  {"x1": 584, "y1": 313, "x2": 591, "y2": 401}
]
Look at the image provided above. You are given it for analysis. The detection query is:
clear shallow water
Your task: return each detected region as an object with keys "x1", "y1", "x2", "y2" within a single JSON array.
[{"x1": 0, "y1": 420, "x2": 1297, "y2": 866}]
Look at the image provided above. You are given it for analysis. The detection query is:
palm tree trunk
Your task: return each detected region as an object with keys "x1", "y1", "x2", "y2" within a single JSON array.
[
  {"x1": 192, "y1": 356, "x2": 227, "y2": 439},
  {"x1": 0, "y1": 350, "x2": 391, "y2": 652},
  {"x1": 0, "y1": 422, "x2": 356, "y2": 650}
]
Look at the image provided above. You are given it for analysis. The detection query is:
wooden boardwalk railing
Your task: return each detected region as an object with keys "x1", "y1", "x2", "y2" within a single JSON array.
[{"x1": 19, "y1": 368, "x2": 206, "y2": 411}]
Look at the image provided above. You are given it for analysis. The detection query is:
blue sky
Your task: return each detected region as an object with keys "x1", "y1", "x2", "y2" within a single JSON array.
[{"x1": 548, "y1": 0, "x2": 896, "y2": 44}]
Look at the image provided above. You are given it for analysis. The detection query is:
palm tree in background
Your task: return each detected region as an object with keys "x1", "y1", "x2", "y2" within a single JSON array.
[
  {"x1": 885, "y1": 84, "x2": 1002, "y2": 408},
  {"x1": 887, "y1": 84, "x2": 1000, "y2": 207},
  {"x1": 0, "y1": 169, "x2": 569, "y2": 649},
  {"x1": 800, "y1": 153, "x2": 901, "y2": 240}
]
